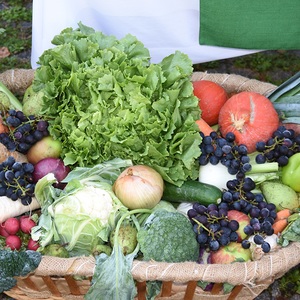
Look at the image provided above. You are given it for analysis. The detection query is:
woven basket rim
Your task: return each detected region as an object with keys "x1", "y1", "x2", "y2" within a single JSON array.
[
  {"x1": 32, "y1": 242, "x2": 300, "y2": 286},
  {"x1": 0, "y1": 68, "x2": 277, "y2": 96}
]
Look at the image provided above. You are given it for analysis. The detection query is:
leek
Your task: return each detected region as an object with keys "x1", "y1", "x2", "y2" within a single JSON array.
[
  {"x1": 0, "y1": 81, "x2": 22, "y2": 111},
  {"x1": 267, "y1": 71, "x2": 300, "y2": 124}
]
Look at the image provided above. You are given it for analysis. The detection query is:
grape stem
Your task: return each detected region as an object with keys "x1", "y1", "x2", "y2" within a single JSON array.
[{"x1": 192, "y1": 217, "x2": 219, "y2": 239}]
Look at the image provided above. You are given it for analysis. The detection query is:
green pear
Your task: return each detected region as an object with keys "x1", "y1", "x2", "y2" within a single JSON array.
[
  {"x1": 109, "y1": 224, "x2": 138, "y2": 255},
  {"x1": 22, "y1": 85, "x2": 45, "y2": 116},
  {"x1": 260, "y1": 180, "x2": 300, "y2": 211}
]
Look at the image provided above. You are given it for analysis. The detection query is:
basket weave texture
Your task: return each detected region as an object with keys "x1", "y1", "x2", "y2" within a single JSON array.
[{"x1": 1, "y1": 69, "x2": 299, "y2": 300}]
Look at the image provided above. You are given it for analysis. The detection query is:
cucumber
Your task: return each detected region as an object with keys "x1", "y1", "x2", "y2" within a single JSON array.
[{"x1": 162, "y1": 180, "x2": 222, "y2": 206}]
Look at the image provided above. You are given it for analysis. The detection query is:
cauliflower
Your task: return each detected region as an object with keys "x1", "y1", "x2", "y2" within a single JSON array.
[
  {"x1": 137, "y1": 209, "x2": 199, "y2": 263},
  {"x1": 53, "y1": 186, "x2": 114, "y2": 224}
]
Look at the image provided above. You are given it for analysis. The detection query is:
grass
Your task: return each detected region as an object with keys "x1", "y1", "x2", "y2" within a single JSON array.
[
  {"x1": 0, "y1": 0, "x2": 32, "y2": 71},
  {"x1": 194, "y1": 50, "x2": 300, "y2": 86}
]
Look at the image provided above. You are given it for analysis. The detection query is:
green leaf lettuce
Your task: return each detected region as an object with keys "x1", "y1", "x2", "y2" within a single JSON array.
[{"x1": 33, "y1": 22, "x2": 201, "y2": 186}]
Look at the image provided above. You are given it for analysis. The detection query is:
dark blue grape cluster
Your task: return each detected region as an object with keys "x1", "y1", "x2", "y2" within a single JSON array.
[
  {"x1": 187, "y1": 203, "x2": 240, "y2": 251},
  {"x1": 222, "y1": 177, "x2": 260, "y2": 212},
  {"x1": 222, "y1": 177, "x2": 277, "y2": 253},
  {"x1": 0, "y1": 109, "x2": 49, "y2": 154},
  {"x1": 255, "y1": 126, "x2": 300, "y2": 166},
  {"x1": 0, "y1": 156, "x2": 35, "y2": 205},
  {"x1": 199, "y1": 131, "x2": 251, "y2": 176},
  {"x1": 197, "y1": 129, "x2": 284, "y2": 253}
]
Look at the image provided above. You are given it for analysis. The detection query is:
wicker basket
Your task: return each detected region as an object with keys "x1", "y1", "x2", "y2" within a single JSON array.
[{"x1": 1, "y1": 69, "x2": 300, "y2": 300}]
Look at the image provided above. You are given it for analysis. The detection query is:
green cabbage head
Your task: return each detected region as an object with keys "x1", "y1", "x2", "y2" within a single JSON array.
[{"x1": 49, "y1": 185, "x2": 121, "y2": 256}]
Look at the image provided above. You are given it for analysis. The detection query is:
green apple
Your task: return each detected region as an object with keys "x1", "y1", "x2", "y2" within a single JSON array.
[
  {"x1": 27, "y1": 136, "x2": 62, "y2": 165},
  {"x1": 210, "y1": 242, "x2": 251, "y2": 264}
]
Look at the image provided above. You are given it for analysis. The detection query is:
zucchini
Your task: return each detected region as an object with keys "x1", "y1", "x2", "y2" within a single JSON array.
[{"x1": 162, "y1": 180, "x2": 222, "y2": 206}]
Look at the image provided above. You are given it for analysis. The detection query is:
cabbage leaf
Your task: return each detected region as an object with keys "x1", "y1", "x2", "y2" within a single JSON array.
[{"x1": 85, "y1": 246, "x2": 137, "y2": 300}]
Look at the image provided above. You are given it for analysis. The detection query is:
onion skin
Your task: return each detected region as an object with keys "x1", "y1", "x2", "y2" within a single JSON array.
[
  {"x1": 33, "y1": 157, "x2": 70, "y2": 184},
  {"x1": 113, "y1": 165, "x2": 164, "y2": 209}
]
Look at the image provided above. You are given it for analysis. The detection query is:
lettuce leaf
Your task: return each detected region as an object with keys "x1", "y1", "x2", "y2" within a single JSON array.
[{"x1": 33, "y1": 22, "x2": 201, "y2": 186}]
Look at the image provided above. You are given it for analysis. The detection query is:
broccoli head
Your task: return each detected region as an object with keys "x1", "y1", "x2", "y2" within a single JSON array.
[{"x1": 137, "y1": 209, "x2": 199, "y2": 263}]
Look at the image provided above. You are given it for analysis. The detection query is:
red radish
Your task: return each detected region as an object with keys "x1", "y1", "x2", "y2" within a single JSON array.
[
  {"x1": 218, "y1": 91, "x2": 279, "y2": 153},
  {"x1": 0, "y1": 224, "x2": 10, "y2": 237},
  {"x1": 5, "y1": 235, "x2": 22, "y2": 250},
  {"x1": 193, "y1": 80, "x2": 228, "y2": 126},
  {"x1": 33, "y1": 157, "x2": 70, "y2": 184},
  {"x1": 27, "y1": 238, "x2": 40, "y2": 251},
  {"x1": 3, "y1": 217, "x2": 20, "y2": 235},
  {"x1": 20, "y1": 216, "x2": 36, "y2": 234}
]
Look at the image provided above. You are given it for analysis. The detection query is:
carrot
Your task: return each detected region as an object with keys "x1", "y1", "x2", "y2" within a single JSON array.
[
  {"x1": 272, "y1": 218, "x2": 289, "y2": 235},
  {"x1": 0, "y1": 143, "x2": 28, "y2": 163},
  {"x1": 196, "y1": 118, "x2": 214, "y2": 136},
  {"x1": 272, "y1": 208, "x2": 292, "y2": 234},
  {"x1": 274, "y1": 208, "x2": 292, "y2": 223},
  {"x1": 0, "y1": 115, "x2": 9, "y2": 134}
]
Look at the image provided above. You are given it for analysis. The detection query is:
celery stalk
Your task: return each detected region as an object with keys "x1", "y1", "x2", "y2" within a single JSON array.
[
  {"x1": 246, "y1": 153, "x2": 280, "y2": 185},
  {"x1": 247, "y1": 162, "x2": 279, "y2": 174}
]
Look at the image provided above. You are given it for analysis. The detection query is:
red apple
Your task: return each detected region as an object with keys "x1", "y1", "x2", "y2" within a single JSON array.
[
  {"x1": 227, "y1": 210, "x2": 250, "y2": 242},
  {"x1": 210, "y1": 242, "x2": 251, "y2": 264}
]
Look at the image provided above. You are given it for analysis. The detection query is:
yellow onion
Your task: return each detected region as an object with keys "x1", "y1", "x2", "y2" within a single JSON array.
[{"x1": 113, "y1": 165, "x2": 164, "y2": 209}]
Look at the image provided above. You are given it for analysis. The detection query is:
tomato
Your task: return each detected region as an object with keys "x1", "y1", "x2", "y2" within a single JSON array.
[
  {"x1": 218, "y1": 91, "x2": 279, "y2": 153},
  {"x1": 193, "y1": 80, "x2": 228, "y2": 126}
]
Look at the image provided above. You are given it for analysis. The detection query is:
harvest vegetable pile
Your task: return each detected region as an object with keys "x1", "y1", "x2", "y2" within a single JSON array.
[{"x1": 0, "y1": 23, "x2": 300, "y2": 299}]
